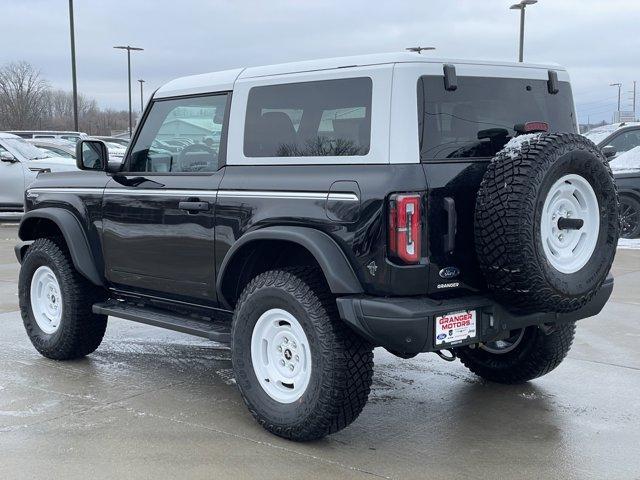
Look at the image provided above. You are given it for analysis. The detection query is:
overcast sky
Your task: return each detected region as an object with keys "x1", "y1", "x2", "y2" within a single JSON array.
[{"x1": 2, "y1": 0, "x2": 638, "y2": 123}]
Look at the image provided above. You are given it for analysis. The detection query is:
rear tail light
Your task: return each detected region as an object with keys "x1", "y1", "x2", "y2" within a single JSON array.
[
  {"x1": 388, "y1": 193, "x2": 422, "y2": 264},
  {"x1": 515, "y1": 121, "x2": 549, "y2": 134}
]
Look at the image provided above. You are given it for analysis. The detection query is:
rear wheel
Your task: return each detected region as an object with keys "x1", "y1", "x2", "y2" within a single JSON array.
[
  {"x1": 18, "y1": 238, "x2": 107, "y2": 360},
  {"x1": 619, "y1": 195, "x2": 640, "y2": 239},
  {"x1": 231, "y1": 267, "x2": 374, "y2": 441},
  {"x1": 456, "y1": 323, "x2": 576, "y2": 384}
]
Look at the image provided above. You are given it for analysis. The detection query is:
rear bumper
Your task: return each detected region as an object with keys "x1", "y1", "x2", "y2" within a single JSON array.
[{"x1": 337, "y1": 275, "x2": 614, "y2": 356}]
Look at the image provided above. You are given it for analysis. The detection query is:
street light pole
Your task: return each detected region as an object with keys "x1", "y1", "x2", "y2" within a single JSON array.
[
  {"x1": 610, "y1": 83, "x2": 622, "y2": 111},
  {"x1": 138, "y1": 79, "x2": 145, "y2": 114},
  {"x1": 68, "y1": 0, "x2": 79, "y2": 131},
  {"x1": 510, "y1": 0, "x2": 538, "y2": 63},
  {"x1": 113, "y1": 45, "x2": 144, "y2": 138},
  {"x1": 633, "y1": 81, "x2": 637, "y2": 120},
  {"x1": 610, "y1": 83, "x2": 622, "y2": 122}
]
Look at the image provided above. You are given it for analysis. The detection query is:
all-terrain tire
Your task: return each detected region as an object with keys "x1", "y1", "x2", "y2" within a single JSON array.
[
  {"x1": 231, "y1": 267, "x2": 374, "y2": 441},
  {"x1": 619, "y1": 195, "x2": 640, "y2": 239},
  {"x1": 457, "y1": 323, "x2": 576, "y2": 384},
  {"x1": 18, "y1": 238, "x2": 108, "y2": 360},
  {"x1": 475, "y1": 133, "x2": 619, "y2": 313}
]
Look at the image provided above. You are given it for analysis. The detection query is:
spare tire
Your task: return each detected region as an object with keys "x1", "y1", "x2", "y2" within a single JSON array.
[{"x1": 475, "y1": 133, "x2": 619, "y2": 313}]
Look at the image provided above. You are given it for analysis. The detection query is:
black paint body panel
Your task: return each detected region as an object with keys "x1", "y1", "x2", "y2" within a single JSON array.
[
  {"x1": 216, "y1": 164, "x2": 430, "y2": 297},
  {"x1": 22, "y1": 163, "x2": 441, "y2": 308},
  {"x1": 614, "y1": 171, "x2": 640, "y2": 202}
]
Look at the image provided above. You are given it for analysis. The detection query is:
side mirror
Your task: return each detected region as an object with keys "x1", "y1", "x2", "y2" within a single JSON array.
[
  {"x1": 0, "y1": 151, "x2": 18, "y2": 163},
  {"x1": 76, "y1": 139, "x2": 108, "y2": 171},
  {"x1": 602, "y1": 145, "x2": 617, "y2": 159}
]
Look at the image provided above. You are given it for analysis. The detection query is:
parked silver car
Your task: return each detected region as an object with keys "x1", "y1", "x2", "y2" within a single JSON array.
[{"x1": 0, "y1": 133, "x2": 78, "y2": 212}]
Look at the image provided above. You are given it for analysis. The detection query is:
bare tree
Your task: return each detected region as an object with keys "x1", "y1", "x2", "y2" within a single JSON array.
[
  {"x1": 0, "y1": 60, "x2": 135, "y2": 135},
  {"x1": 0, "y1": 61, "x2": 49, "y2": 129}
]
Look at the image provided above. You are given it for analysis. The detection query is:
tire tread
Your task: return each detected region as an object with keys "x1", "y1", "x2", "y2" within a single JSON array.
[
  {"x1": 232, "y1": 266, "x2": 374, "y2": 441},
  {"x1": 19, "y1": 238, "x2": 107, "y2": 360}
]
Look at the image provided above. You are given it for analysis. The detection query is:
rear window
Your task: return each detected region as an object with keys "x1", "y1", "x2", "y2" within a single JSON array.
[
  {"x1": 244, "y1": 77, "x2": 372, "y2": 158},
  {"x1": 417, "y1": 75, "x2": 576, "y2": 161}
]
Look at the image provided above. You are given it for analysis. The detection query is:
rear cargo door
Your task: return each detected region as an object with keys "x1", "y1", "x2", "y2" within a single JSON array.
[{"x1": 416, "y1": 70, "x2": 576, "y2": 295}]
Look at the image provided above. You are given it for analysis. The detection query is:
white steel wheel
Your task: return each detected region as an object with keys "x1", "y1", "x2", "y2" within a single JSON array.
[
  {"x1": 250, "y1": 308, "x2": 312, "y2": 404},
  {"x1": 480, "y1": 328, "x2": 526, "y2": 354},
  {"x1": 30, "y1": 266, "x2": 63, "y2": 334},
  {"x1": 540, "y1": 174, "x2": 600, "y2": 274}
]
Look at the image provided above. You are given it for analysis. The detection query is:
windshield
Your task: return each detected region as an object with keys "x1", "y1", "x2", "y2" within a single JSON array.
[
  {"x1": 105, "y1": 138, "x2": 130, "y2": 147},
  {"x1": 3, "y1": 138, "x2": 52, "y2": 160},
  {"x1": 38, "y1": 145, "x2": 74, "y2": 159},
  {"x1": 583, "y1": 126, "x2": 618, "y2": 145},
  {"x1": 104, "y1": 141, "x2": 126, "y2": 151},
  {"x1": 417, "y1": 75, "x2": 576, "y2": 160}
]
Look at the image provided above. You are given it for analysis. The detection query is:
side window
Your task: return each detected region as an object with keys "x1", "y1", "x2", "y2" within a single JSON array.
[
  {"x1": 607, "y1": 130, "x2": 640, "y2": 153},
  {"x1": 128, "y1": 93, "x2": 229, "y2": 173},
  {"x1": 244, "y1": 77, "x2": 372, "y2": 157}
]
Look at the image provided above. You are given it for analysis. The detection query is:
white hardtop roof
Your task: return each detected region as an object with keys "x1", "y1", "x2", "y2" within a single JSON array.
[{"x1": 155, "y1": 52, "x2": 566, "y2": 99}]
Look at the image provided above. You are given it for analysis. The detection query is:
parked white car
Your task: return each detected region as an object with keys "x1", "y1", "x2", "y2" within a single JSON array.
[
  {"x1": 0, "y1": 133, "x2": 78, "y2": 212},
  {"x1": 26, "y1": 138, "x2": 76, "y2": 159},
  {"x1": 7, "y1": 130, "x2": 88, "y2": 143},
  {"x1": 99, "y1": 140, "x2": 127, "y2": 162}
]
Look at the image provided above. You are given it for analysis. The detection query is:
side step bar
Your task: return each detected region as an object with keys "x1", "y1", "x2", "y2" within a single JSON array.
[{"x1": 93, "y1": 301, "x2": 231, "y2": 343}]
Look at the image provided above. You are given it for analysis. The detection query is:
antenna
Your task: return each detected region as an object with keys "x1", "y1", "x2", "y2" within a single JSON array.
[{"x1": 406, "y1": 46, "x2": 436, "y2": 54}]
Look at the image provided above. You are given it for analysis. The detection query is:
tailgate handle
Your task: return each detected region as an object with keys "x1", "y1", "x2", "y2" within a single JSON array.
[
  {"x1": 179, "y1": 201, "x2": 210, "y2": 213},
  {"x1": 443, "y1": 197, "x2": 457, "y2": 253}
]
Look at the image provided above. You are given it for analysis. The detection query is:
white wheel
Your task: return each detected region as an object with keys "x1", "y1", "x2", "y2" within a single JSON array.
[
  {"x1": 250, "y1": 308, "x2": 312, "y2": 403},
  {"x1": 540, "y1": 174, "x2": 600, "y2": 274},
  {"x1": 29, "y1": 266, "x2": 62, "y2": 334},
  {"x1": 480, "y1": 328, "x2": 526, "y2": 354}
]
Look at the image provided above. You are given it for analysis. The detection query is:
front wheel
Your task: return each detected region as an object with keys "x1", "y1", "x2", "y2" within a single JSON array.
[
  {"x1": 18, "y1": 238, "x2": 107, "y2": 360},
  {"x1": 231, "y1": 267, "x2": 374, "y2": 441},
  {"x1": 456, "y1": 323, "x2": 576, "y2": 384}
]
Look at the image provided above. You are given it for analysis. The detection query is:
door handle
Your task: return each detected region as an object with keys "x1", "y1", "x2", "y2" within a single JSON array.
[{"x1": 178, "y1": 201, "x2": 210, "y2": 212}]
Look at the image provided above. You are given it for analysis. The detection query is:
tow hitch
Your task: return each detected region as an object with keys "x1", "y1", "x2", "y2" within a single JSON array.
[{"x1": 435, "y1": 349, "x2": 457, "y2": 362}]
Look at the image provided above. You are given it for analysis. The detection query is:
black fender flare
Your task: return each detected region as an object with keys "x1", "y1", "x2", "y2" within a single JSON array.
[
  {"x1": 618, "y1": 188, "x2": 640, "y2": 202},
  {"x1": 18, "y1": 208, "x2": 104, "y2": 286},
  {"x1": 216, "y1": 226, "x2": 363, "y2": 307}
]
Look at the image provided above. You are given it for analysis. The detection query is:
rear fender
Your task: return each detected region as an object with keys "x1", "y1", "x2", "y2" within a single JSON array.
[{"x1": 217, "y1": 226, "x2": 363, "y2": 308}]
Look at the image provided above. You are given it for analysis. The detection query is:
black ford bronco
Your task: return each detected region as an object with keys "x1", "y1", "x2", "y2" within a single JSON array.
[{"x1": 15, "y1": 53, "x2": 619, "y2": 441}]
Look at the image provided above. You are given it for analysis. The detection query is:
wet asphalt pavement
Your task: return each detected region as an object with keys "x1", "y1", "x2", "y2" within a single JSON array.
[{"x1": 0, "y1": 221, "x2": 639, "y2": 480}]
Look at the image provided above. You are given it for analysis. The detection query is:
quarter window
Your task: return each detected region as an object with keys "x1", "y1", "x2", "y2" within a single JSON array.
[
  {"x1": 244, "y1": 77, "x2": 372, "y2": 158},
  {"x1": 128, "y1": 93, "x2": 229, "y2": 173}
]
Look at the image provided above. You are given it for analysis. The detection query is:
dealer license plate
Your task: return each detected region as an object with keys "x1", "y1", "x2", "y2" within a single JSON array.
[{"x1": 435, "y1": 310, "x2": 477, "y2": 346}]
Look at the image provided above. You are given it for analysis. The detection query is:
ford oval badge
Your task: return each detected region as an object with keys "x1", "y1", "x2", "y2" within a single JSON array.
[{"x1": 439, "y1": 266, "x2": 460, "y2": 279}]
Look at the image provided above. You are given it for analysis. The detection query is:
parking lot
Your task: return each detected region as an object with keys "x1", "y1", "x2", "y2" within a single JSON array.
[{"x1": 0, "y1": 220, "x2": 639, "y2": 480}]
